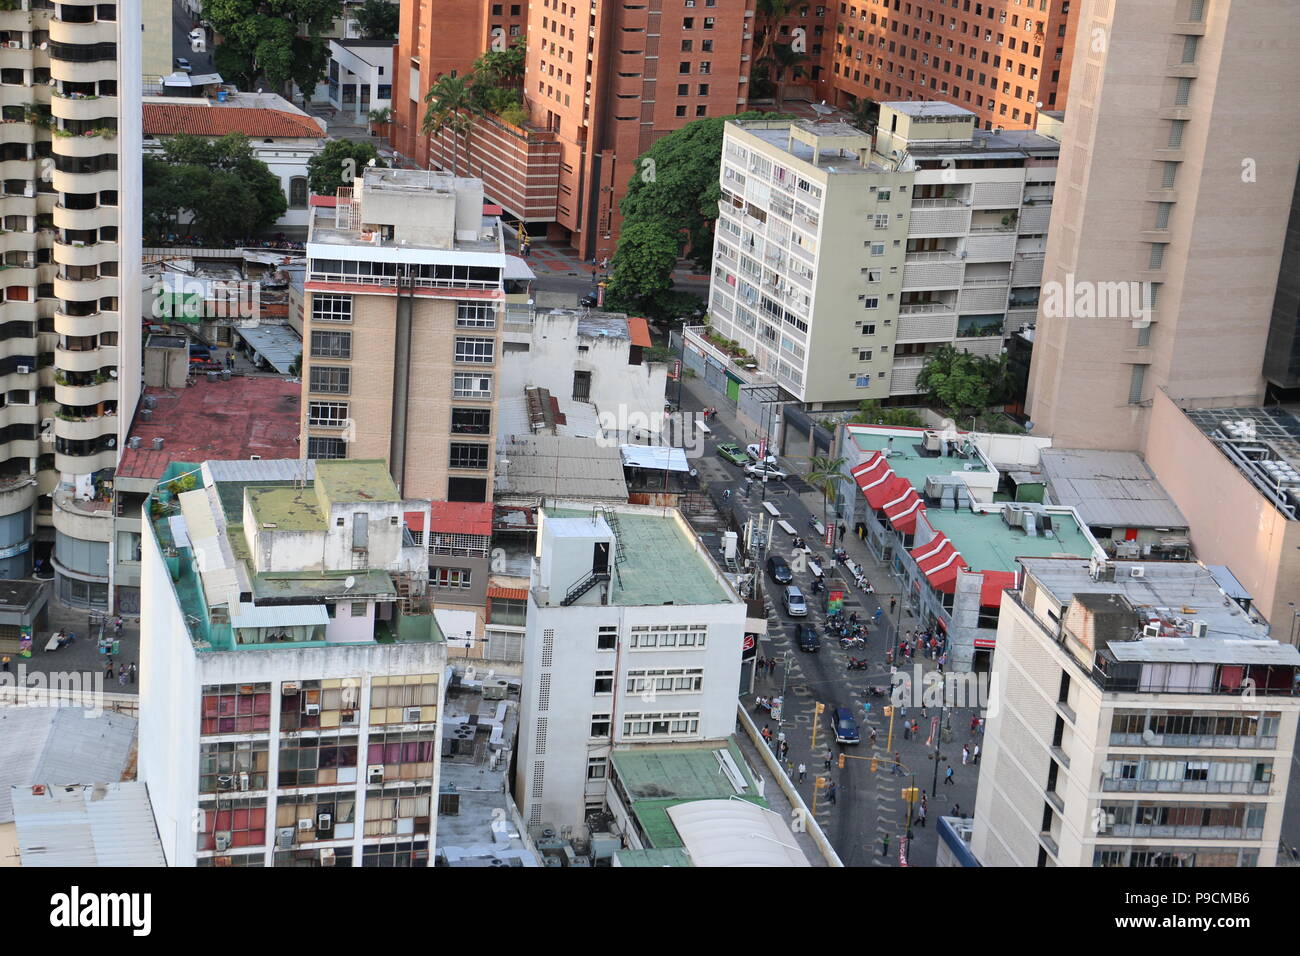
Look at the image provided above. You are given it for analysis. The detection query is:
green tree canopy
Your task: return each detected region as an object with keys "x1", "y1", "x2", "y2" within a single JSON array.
[
  {"x1": 144, "y1": 134, "x2": 287, "y2": 241},
  {"x1": 915, "y1": 345, "x2": 1020, "y2": 414},
  {"x1": 353, "y1": 0, "x2": 399, "y2": 40},
  {"x1": 849, "y1": 400, "x2": 924, "y2": 428},
  {"x1": 306, "y1": 138, "x2": 384, "y2": 197},
  {"x1": 203, "y1": 0, "x2": 342, "y2": 94}
]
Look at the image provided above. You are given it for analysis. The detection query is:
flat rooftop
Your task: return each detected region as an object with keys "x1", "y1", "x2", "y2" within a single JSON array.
[
  {"x1": 733, "y1": 120, "x2": 886, "y2": 175},
  {"x1": 1182, "y1": 406, "x2": 1300, "y2": 520},
  {"x1": 1039, "y1": 449, "x2": 1187, "y2": 530},
  {"x1": 848, "y1": 428, "x2": 991, "y2": 484},
  {"x1": 882, "y1": 100, "x2": 974, "y2": 119},
  {"x1": 926, "y1": 505, "x2": 1094, "y2": 573},
  {"x1": 13, "y1": 782, "x2": 167, "y2": 868},
  {"x1": 1021, "y1": 557, "x2": 1270, "y2": 643},
  {"x1": 546, "y1": 507, "x2": 735, "y2": 606},
  {"x1": 117, "y1": 378, "x2": 301, "y2": 481}
]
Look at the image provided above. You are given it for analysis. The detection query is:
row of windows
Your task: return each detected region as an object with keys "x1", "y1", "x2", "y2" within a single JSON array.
[{"x1": 627, "y1": 625, "x2": 709, "y2": 649}]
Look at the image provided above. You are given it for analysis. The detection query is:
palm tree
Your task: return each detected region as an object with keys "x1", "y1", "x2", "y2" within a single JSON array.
[
  {"x1": 422, "y1": 74, "x2": 474, "y2": 174},
  {"x1": 753, "y1": 0, "x2": 793, "y2": 70},
  {"x1": 769, "y1": 42, "x2": 809, "y2": 106},
  {"x1": 806, "y1": 455, "x2": 848, "y2": 537},
  {"x1": 367, "y1": 107, "x2": 392, "y2": 138}
]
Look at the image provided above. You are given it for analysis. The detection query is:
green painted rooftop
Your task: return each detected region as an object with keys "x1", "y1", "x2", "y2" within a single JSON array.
[
  {"x1": 315, "y1": 459, "x2": 400, "y2": 506},
  {"x1": 615, "y1": 848, "x2": 693, "y2": 867},
  {"x1": 926, "y1": 505, "x2": 1093, "y2": 572},
  {"x1": 247, "y1": 486, "x2": 328, "y2": 532},
  {"x1": 610, "y1": 741, "x2": 766, "y2": 848},
  {"x1": 547, "y1": 508, "x2": 734, "y2": 607},
  {"x1": 848, "y1": 430, "x2": 990, "y2": 486}
]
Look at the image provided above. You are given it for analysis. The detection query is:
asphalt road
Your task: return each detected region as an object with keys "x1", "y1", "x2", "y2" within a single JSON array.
[{"x1": 173, "y1": 0, "x2": 214, "y2": 75}]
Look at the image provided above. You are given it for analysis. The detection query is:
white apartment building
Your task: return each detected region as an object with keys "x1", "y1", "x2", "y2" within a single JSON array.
[
  {"x1": 973, "y1": 557, "x2": 1300, "y2": 868},
  {"x1": 139, "y1": 458, "x2": 447, "y2": 867},
  {"x1": 0, "y1": 0, "x2": 143, "y2": 609},
  {"x1": 705, "y1": 104, "x2": 1058, "y2": 407},
  {"x1": 515, "y1": 503, "x2": 747, "y2": 832}
]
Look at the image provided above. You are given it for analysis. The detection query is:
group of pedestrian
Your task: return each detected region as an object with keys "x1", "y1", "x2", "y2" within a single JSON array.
[
  {"x1": 104, "y1": 659, "x2": 136, "y2": 684},
  {"x1": 961, "y1": 743, "x2": 981, "y2": 765}
]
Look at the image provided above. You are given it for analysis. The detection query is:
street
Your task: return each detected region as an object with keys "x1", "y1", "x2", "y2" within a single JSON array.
[
  {"x1": 675, "y1": 375, "x2": 985, "y2": 866},
  {"x1": 172, "y1": 0, "x2": 214, "y2": 75}
]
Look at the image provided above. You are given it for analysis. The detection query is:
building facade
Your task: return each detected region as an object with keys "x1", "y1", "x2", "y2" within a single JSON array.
[
  {"x1": 516, "y1": 503, "x2": 747, "y2": 832},
  {"x1": 706, "y1": 104, "x2": 1058, "y2": 406},
  {"x1": 972, "y1": 557, "x2": 1300, "y2": 867},
  {"x1": 139, "y1": 458, "x2": 447, "y2": 867},
  {"x1": 1025, "y1": 0, "x2": 1300, "y2": 450},
  {"x1": 300, "y1": 167, "x2": 517, "y2": 504}
]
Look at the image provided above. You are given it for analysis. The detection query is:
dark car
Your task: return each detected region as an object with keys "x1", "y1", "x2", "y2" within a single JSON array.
[
  {"x1": 830, "y1": 706, "x2": 860, "y2": 744},
  {"x1": 580, "y1": 291, "x2": 599, "y2": 307},
  {"x1": 766, "y1": 554, "x2": 793, "y2": 585},
  {"x1": 794, "y1": 623, "x2": 821, "y2": 653}
]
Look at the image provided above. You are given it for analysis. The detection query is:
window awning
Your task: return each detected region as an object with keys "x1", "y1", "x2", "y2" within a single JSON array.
[
  {"x1": 911, "y1": 533, "x2": 967, "y2": 593},
  {"x1": 979, "y1": 570, "x2": 1018, "y2": 608},
  {"x1": 884, "y1": 483, "x2": 924, "y2": 533},
  {"x1": 973, "y1": 637, "x2": 997, "y2": 649}
]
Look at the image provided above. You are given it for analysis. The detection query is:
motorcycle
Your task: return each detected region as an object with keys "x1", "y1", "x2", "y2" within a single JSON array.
[
  {"x1": 839, "y1": 637, "x2": 866, "y2": 650},
  {"x1": 847, "y1": 657, "x2": 870, "y2": 671},
  {"x1": 868, "y1": 685, "x2": 889, "y2": 697}
]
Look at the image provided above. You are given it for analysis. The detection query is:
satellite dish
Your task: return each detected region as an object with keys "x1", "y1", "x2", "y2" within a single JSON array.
[
  {"x1": 1141, "y1": 728, "x2": 1156, "y2": 745},
  {"x1": 344, "y1": 575, "x2": 356, "y2": 590},
  {"x1": 1024, "y1": 421, "x2": 1034, "y2": 432}
]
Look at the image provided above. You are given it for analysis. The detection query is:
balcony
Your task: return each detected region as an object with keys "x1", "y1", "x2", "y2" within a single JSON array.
[
  {"x1": 52, "y1": 483, "x2": 114, "y2": 541},
  {"x1": 53, "y1": 410, "x2": 114, "y2": 441},
  {"x1": 49, "y1": 92, "x2": 115, "y2": 123},
  {"x1": 53, "y1": 236, "x2": 115, "y2": 266},
  {"x1": 53, "y1": 271, "x2": 114, "y2": 301},
  {"x1": 51, "y1": 166, "x2": 117, "y2": 194},
  {"x1": 52, "y1": 201, "x2": 109, "y2": 231},
  {"x1": 54, "y1": 342, "x2": 115, "y2": 372},
  {"x1": 897, "y1": 311, "x2": 957, "y2": 342},
  {"x1": 53, "y1": 375, "x2": 114, "y2": 406},
  {"x1": 908, "y1": 205, "x2": 970, "y2": 237},
  {"x1": 53, "y1": 308, "x2": 109, "y2": 338}
]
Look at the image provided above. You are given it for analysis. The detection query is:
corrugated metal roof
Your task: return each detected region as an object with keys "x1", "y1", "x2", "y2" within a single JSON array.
[
  {"x1": 13, "y1": 782, "x2": 166, "y2": 867},
  {"x1": 230, "y1": 602, "x2": 330, "y2": 629},
  {"x1": 496, "y1": 434, "x2": 628, "y2": 500},
  {"x1": 204, "y1": 458, "x2": 316, "y2": 484},
  {"x1": 0, "y1": 708, "x2": 137, "y2": 823},
  {"x1": 233, "y1": 325, "x2": 303, "y2": 375},
  {"x1": 1040, "y1": 449, "x2": 1187, "y2": 529}
]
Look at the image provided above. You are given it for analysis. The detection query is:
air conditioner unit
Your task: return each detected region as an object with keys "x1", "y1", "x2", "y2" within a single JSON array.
[
  {"x1": 1143, "y1": 624, "x2": 1161, "y2": 638},
  {"x1": 320, "y1": 848, "x2": 336, "y2": 867},
  {"x1": 304, "y1": 702, "x2": 320, "y2": 716},
  {"x1": 282, "y1": 682, "x2": 299, "y2": 695},
  {"x1": 317, "y1": 813, "x2": 333, "y2": 830},
  {"x1": 15, "y1": 365, "x2": 30, "y2": 374},
  {"x1": 214, "y1": 832, "x2": 232, "y2": 851},
  {"x1": 1190, "y1": 620, "x2": 1209, "y2": 638},
  {"x1": 405, "y1": 706, "x2": 422, "y2": 722},
  {"x1": 6, "y1": 41, "x2": 20, "y2": 49},
  {"x1": 238, "y1": 772, "x2": 249, "y2": 791},
  {"x1": 276, "y1": 827, "x2": 295, "y2": 849},
  {"x1": 217, "y1": 774, "x2": 235, "y2": 790},
  {"x1": 1130, "y1": 566, "x2": 1145, "y2": 578},
  {"x1": 339, "y1": 710, "x2": 357, "y2": 725},
  {"x1": 297, "y1": 818, "x2": 314, "y2": 831},
  {"x1": 368, "y1": 765, "x2": 385, "y2": 784}
]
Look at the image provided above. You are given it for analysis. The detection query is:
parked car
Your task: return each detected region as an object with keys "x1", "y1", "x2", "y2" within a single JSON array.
[
  {"x1": 189, "y1": 342, "x2": 211, "y2": 359},
  {"x1": 745, "y1": 442, "x2": 778, "y2": 464},
  {"x1": 783, "y1": 585, "x2": 808, "y2": 617},
  {"x1": 830, "y1": 706, "x2": 861, "y2": 745},
  {"x1": 579, "y1": 291, "x2": 598, "y2": 307},
  {"x1": 744, "y1": 461, "x2": 788, "y2": 481},
  {"x1": 793, "y1": 623, "x2": 821, "y2": 652},
  {"x1": 766, "y1": 555, "x2": 793, "y2": 585},
  {"x1": 716, "y1": 442, "x2": 748, "y2": 466},
  {"x1": 174, "y1": 57, "x2": 193, "y2": 72}
]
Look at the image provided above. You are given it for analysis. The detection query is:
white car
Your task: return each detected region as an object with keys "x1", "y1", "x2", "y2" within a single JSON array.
[
  {"x1": 744, "y1": 461, "x2": 788, "y2": 481},
  {"x1": 745, "y1": 442, "x2": 778, "y2": 464}
]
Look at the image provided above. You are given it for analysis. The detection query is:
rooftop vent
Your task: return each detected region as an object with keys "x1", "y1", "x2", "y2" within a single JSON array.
[
  {"x1": 127, "y1": 436, "x2": 141, "y2": 449},
  {"x1": 152, "y1": 437, "x2": 164, "y2": 450}
]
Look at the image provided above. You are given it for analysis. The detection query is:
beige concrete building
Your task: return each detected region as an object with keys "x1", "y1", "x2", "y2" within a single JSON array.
[
  {"x1": 301, "y1": 168, "x2": 530, "y2": 504},
  {"x1": 705, "y1": 103, "x2": 1058, "y2": 407},
  {"x1": 973, "y1": 557, "x2": 1300, "y2": 868},
  {"x1": 1026, "y1": 0, "x2": 1300, "y2": 450}
]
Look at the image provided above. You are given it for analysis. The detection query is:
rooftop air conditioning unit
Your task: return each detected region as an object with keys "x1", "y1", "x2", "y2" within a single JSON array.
[
  {"x1": 1130, "y1": 566, "x2": 1145, "y2": 578},
  {"x1": 276, "y1": 827, "x2": 295, "y2": 849},
  {"x1": 1190, "y1": 620, "x2": 1209, "y2": 638},
  {"x1": 304, "y1": 702, "x2": 320, "y2": 716},
  {"x1": 320, "y1": 848, "x2": 336, "y2": 866},
  {"x1": 214, "y1": 832, "x2": 232, "y2": 851},
  {"x1": 282, "y1": 682, "x2": 299, "y2": 695},
  {"x1": 317, "y1": 813, "x2": 333, "y2": 830},
  {"x1": 368, "y1": 765, "x2": 385, "y2": 784},
  {"x1": 6, "y1": 41, "x2": 20, "y2": 49},
  {"x1": 405, "y1": 706, "x2": 422, "y2": 722},
  {"x1": 1143, "y1": 624, "x2": 1161, "y2": 638},
  {"x1": 297, "y1": 818, "x2": 314, "y2": 831}
]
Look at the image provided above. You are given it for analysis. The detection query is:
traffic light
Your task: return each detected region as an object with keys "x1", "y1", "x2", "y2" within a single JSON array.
[
  {"x1": 870, "y1": 756, "x2": 878, "y2": 773},
  {"x1": 903, "y1": 787, "x2": 919, "y2": 804},
  {"x1": 838, "y1": 753, "x2": 846, "y2": 769},
  {"x1": 814, "y1": 702, "x2": 825, "y2": 716}
]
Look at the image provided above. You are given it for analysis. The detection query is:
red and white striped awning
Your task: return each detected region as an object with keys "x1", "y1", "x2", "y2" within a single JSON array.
[{"x1": 911, "y1": 533, "x2": 967, "y2": 594}]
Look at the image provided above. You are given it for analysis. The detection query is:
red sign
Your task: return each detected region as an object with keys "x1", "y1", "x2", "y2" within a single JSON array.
[
  {"x1": 899, "y1": 837, "x2": 909, "y2": 866},
  {"x1": 743, "y1": 633, "x2": 756, "y2": 651},
  {"x1": 824, "y1": 523, "x2": 834, "y2": 548}
]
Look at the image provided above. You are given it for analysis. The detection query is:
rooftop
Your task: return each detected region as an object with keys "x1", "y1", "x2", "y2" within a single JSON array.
[
  {"x1": 926, "y1": 505, "x2": 1094, "y2": 573},
  {"x1": 232, "y1": 325, "x2": 303, "y2": 375},
  {"x1": 12, "y1": 782, "x2": 167, "y2": 868},
  {"x1": 847, "y1": 427, "x2": 991, "y2": 486},
  {"x1": 143, "y1": 102, "x2": 325, "y2": 139},
  {"x1": 496, "y1": 434, "x2": 629, "y2": 501},
  {"x1": 315, "y1": 459, "x2": 401, "y2": 506},
  {"x1": 117, "y1": 378, "x2": 301, "y2": 482},
  {"x1": 1039, "y1": 449, "x2": 1188, "y2": 530},
  {"x1": 881, "y1": 100, "x2": 975, "y2": 119},
  {"x1": 1182, "y1": 406, "x2": 1300, "y2": 520},
  {"x1": 545, "y1": 506, "x2": 735, "y2": 607},
  {"x1": 735, "y1": 120, "x2": 884, "y2": 175}
]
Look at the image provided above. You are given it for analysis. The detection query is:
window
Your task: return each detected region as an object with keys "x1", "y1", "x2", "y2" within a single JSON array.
[
  {"x1": 431, "y1": 567, "x2": 472, "y2": 589},
  {"x1": 369, "y1": 675, "x2": 439, "y2": 726},
  {"x1": 699, "y1": 61, "x2": 711, "y2": 74},
  {"x1": 1148, "y1": 244, "x2": 1166, "y2": 270},
  {"x1": 859, "y1": 349, "x2": 873, "y2": 361},
  {"x1": 864, "y1": 297, "x2": 879, "y2": 309},
  {"x1": 310, "y1": 329, "x2": 351, "y2": 358},
  {"x1": 873, "y1": 213, "x2": 890, "y2": 228},
  {"x1": 350, "y1": 602, "x2": 367, "y2": 617},
  {"x1": 1161, "y1": 162, "x2": 1178, "y2": 189},
  {"x1": 201, "y1": 684, "x2": 272, "y2": 735},
  {"x1": 449, "y1": 442, "x2": 489, "y2": 469},
  {"x1": 1181, "y1": 34, "x2": 1198, "y2": 64},
  {"x1": 877, "y1": 189, "x2": 891, "y2": 201},
  {"x1": 453, "y1": 372, "x2": 492, "y2": 398},
  {"x1": 597, "y1": 626, "x2": 617, "y2": 650},
  {"x1": 1128, "y1": 364, "x2": 1147, "y2": 405},
  {"x1": 1174, "y1": 76, "x2": 1191, "y2": 106},
  {"x1": 456, "y1": 301, "x2": 496, "y2": 328},
  {"x1": 628, "y1": 625, "x2": 708, "y2": 649},
  {"x1": 199, "y1": 740, "x2": 270, "y2": 792},
  {"x1": 594, "y1": 670, "x2": 614, "y2": 694},
  {"x1": 309, "y1": 365, "x2": 350, "y2": 394},
  {"x1": 591, "y1": 713, "x2": 611, "y2": 737},
  {"x1": 1167, "y1": 119, "x2": 1186, "y2": 148},
  {"x1": 451, "y1": 407, "x2": 490, "y2": 435},
  {"x1": 488, "y1": 597, "x2": 526, "y2": 627},
  {"x1": 1154, "y1": 202, "x2": 1172, "y2": 230},
  {"x1": 623, "y1": 711, "x2": 701, "y2": 737},
  {"x1": 454, "y1": 336, "x2": 495, "y2": 364},
  {"x1": 870, "y1": 242, "x2": 885, "y2": 255},
  {"x1": 289, "y1": 176, "x2": 308, "y2": 208},
  {"x1": 861, "y1": 323, "x2": 876, "y2": 335},
  {"x1": 307, "y1": 436, "x2": 347, "y2": 459},
  {"x1": 586, "y1": 757, "x2": 607, "y2": 780},
  {"x1": 312, "y1": 294, "x2": 352, "y2": 323},
  {"x1": 307, "y1": 401, "x2": 348, "y2": 428},
  {"x1": 625, "y1": 668, "x2": 704, "y2": 694}
]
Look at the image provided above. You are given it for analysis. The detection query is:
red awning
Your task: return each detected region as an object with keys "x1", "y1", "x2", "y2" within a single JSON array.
[
  {"x1": 973, "y1": 637, "x2": 997, "y2": 648},
  {"x1": 910, "y1": 534, "x2": 950, "y2": 568},
  {"x1": 850, "y1": 453, "x2": 888, "y2": 489},
  {"x1": 979, "y1": 570, "x2": 1018, "y2": 608},
  {"x1": 912, "y1": 534, "x2": 967, "y2": 593},
  {"x1": 487, "y1": 585, "x2": 528, "y2": 601},
  {"x1": 863, "y1": 468, "x2": 904, "y2": 510},
  {"x1": 884, "y1": 483, "x2": 924, "y2": 533}
]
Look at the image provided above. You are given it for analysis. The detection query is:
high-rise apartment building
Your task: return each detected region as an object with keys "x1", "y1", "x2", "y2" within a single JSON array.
[
  {"x1": 0, "y1": 0, "x2": 143, "y2": 610},
  {"x1": 390, "y1": 0, "x2": 529, "y2": 168},
  {"x1": 524, "y1": 0, "x2": 757, "y2": 260},
  {"x1": 973, "y1": 557, "x2": 1300, "y2": 867},
  {"x1": 1025, "y1": 0, "x2": 1300, "y2": 450},
  {"x1": 704, "y1": 103, "x2": 1058, "y2": 406},
  {"x1": 823, "y1": 0, "x2": 1079, "y2": 133},
  {"x1": 516, "y1": 504, "x2": 746, "y2": 831},
  {"x1": 300, "y1": 167, "x2": 522, "y2": 504},
  {"x1": 139, "y1": 458, "x2": 447, "y2": 867}
]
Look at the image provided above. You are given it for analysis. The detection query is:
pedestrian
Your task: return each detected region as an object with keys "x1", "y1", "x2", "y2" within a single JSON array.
[
  {"x1": 903, "y1": 721, "x2": 911, "y2": 741},
  {"x1": 945, "y1": 766, "x2": 955, "y2": 786},
  {"x1": 115, "y1": 616, "x2": 123, "y2": 637},
  {"x1": 912, "y1": 719, "x2": 920, "y2": 738},
  {"x1": 900, "y1": 705, "x2": 908, "y2": 720},
  {"x1": 978, "y1": 718, "x2": 985, "y2": 735},
  {"x1": 780, "y1": 740, "x2": 789, "y2": 760},
  {"x1": 1, "y1": 655, "x2": 8, "y2": 672},
  {"x1": 892, "y1": 752, "x2": 903, "y2": 776},
  {"x1": 838, "y1": 523, "x2": 846, "y2": 542},
  {"x1": 769, "y1": 658, "x2": 777, "y2": 677},
  {"x1": 105, "y1": 660, "x2": 114, "y2": 680},
  {"x1": 824, "y1": 750, "x2": 833, "y2": 770},
  {"x1": 757, "y1": 655, "x2": 766, "y2": 674},
  {"x1": 762, "y1": 724, "x2": 772, "y2": 743},
  {"x1": 973, "y1": 744, "x2": 980, "y2": 765},
  {"x1": 798, "y1": 762, "x2": 807, "y2": 782},
  {"x1": 953, "y1": 803, "x2": 962, "y2": 818},
  {"x1": 869, "y1": 726, "x2": 877, "y2": 745},
  {"x1": 962, "y1": 744, "x2": 970, "y2": 766},
  {"x1": 777, "y1": 729, "x2": 786, "y2": 746},
  {"x1": 874, "y1": 606, "x2": 883, "y2": 623},
  {"x1": 889, "y1": 596, "x2": 897, "y2": 614},
  {"x1": 881, "y1": 833, "x2": 890, "y2": 857},
  {"x1": 921, "y1": 704, "x2": 928, "y2": 719},
  {"x1": 970, "y1": 714, "x2": 979, "y2": 734},
  {"x1": 917, "y1": 803, "x2": 927, "y2": 827},
  {"x1": 825, "y1": 782, "x2": 837, "y2": 805},
  {"x1": 118, "y1": 668, "x2": 128, "y2": 687}
]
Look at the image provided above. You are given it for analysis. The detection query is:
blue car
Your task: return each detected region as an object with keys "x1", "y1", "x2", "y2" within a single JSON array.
[{"x1": 831, "y1": 706, "x2": 860, "y2": 745}]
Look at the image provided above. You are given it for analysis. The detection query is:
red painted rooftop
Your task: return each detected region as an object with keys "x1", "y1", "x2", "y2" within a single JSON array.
[
  {"x1": 143, "y1": 103, "x2": 325, "y2": 139},
  {"x1": 404, "y1": 501, "x2": 494, "y2": 537},
  {"x1": 117, "y1": 377, "x2": 302, "y2": 481}
]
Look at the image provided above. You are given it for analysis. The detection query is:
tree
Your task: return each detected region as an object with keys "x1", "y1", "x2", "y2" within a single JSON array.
[
  {"x1": 422, "y1": 73, "x2": 475, "y2": 172},
  {"x1": 603, "y1": 221, "x2": 681, "y2": 312},
  {"x1": 143, "y1": 134, "x2": 288, "y2": 241},
  {"x1": 202, "y1": 0, "x2": 342, "y2": 95},
  {"x1": 915, "y1": 345, "x2": 999, "y2": 414},
  {"x1": 753, "y1": 0, "x2": 793, "y2": 72},
  {"x1": 849, "y1": 95, "x2": 880, "y2": 134},
  {"x1": 306, "y1": 138, "x2": 383, "y2": 197},
  {"x1": 353, "y1": 0, "x2": 398, "y2": 40},
  {"x1": 806, "y1": 455, "x2": 847, "y2": 534},
  {"x1": 850, "y1": 400, "x2": 924, "y2": 428}
]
